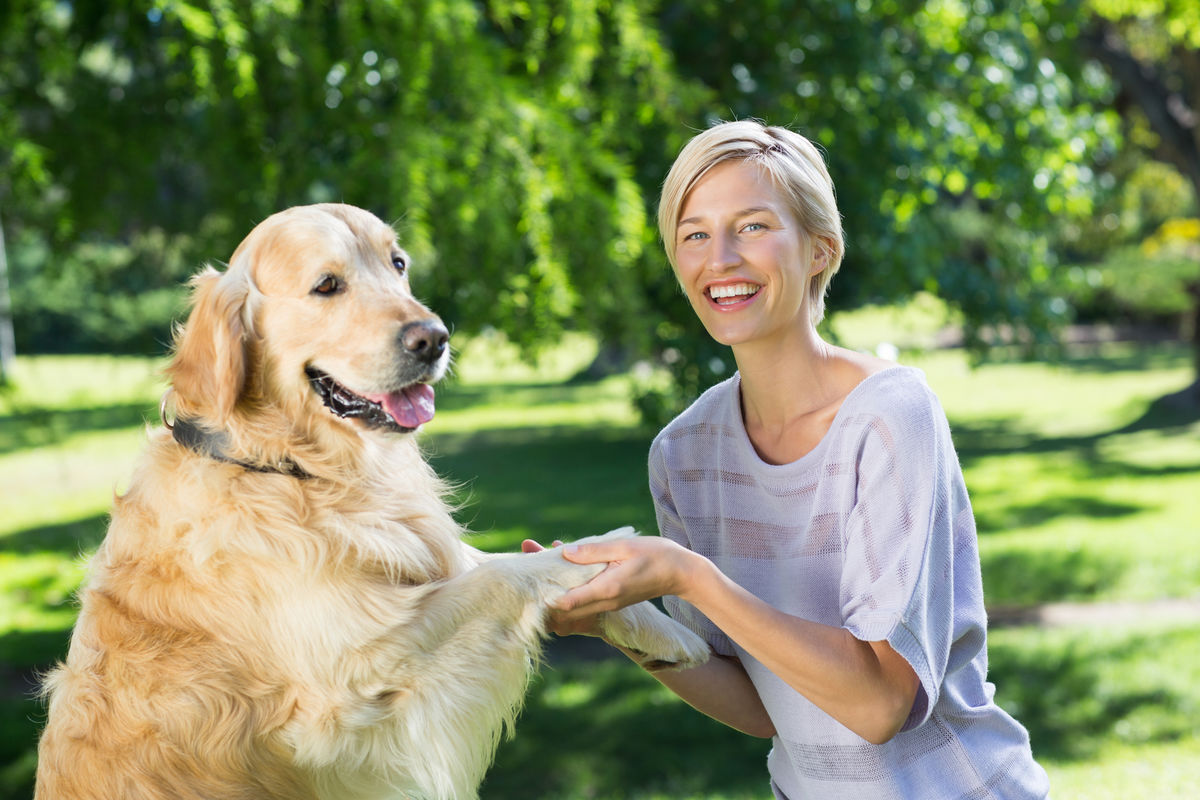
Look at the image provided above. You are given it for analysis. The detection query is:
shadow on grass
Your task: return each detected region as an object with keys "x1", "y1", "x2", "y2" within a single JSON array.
[
  {"x1": 0, "y1": 515, "x2": 109, "y2": 557},
  {"x1": 0, "y1": 634, "x2": 69, "y2": 800},
  {"x1": 426, "y1": 425, "x2": 660, "y2": 551},
  {"x1": 1112, "y1": 384, "x2": 1200, "y2": 435},
  {"x1": 953, "y1": 418, "x2": 1198, "y2": 473},
  {"x1": 435, "y1": 380, "x2": 619, "y2": 412},
  {"x1": 484, "y1": 659, "x2": 770, "y2": 800},
  {"x1": 0, "y1": 692, "x2": 41, "y2": 800},
  {"x1": 0, "y1": 403, "x2": 156, "y2": 455},
  {"x1": 980, "y1": 548, "x2": 1127, "y2": 606},
  {"x1": 974, "y1": 493, "x2": 1145, "y2": 533},
  {"x1": 989, "y1": 625, "x2": 1200, "y2": 763}
]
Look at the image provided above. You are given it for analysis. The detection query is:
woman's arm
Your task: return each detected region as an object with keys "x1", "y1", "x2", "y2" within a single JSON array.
[
  {"x1": 553, "y1": 536, "x2": 920, "y2": 745},
  {"x1": 621, "y1": 645, "x2": 776, "y2": 738},
  {"x1": 522, "y1": 539, "x2": 775, "y2": 738}
]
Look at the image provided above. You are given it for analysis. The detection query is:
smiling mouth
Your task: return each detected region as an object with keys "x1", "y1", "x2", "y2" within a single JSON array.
[
  {"x1": 706, "y1": 282, "x2": 761, "y2": 306},
  {"x1": 305, "y1": 366, "x2": 436, "y2": 433}
]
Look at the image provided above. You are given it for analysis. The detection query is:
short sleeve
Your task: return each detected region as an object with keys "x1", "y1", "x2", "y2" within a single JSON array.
[
  {"x1": 839, "y1": 388, "x2": 964, "y2": 731},
  {"x1": 649, "y1": 438, "x2": 736, "y2": 657}
]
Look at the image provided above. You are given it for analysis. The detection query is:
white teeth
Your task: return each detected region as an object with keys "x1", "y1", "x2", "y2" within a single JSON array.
[{"x1": 709, "y1": 282, "x2": 759, "y2": 300}]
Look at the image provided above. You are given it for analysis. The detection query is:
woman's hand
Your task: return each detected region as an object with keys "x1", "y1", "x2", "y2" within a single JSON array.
[
  {"x1": 520, "y1": 539, "x2": 606, "y2": 637},
  {"x1": 550, "y1": 536, "x2": 703, "y2": 620},
  {"x1": 526, "y1": 539, "x2": 776, "y2": 739}
]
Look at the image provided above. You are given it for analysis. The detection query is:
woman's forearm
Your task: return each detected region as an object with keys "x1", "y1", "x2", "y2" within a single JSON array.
[
  {"x1": 609, "y1": 641, "x2": 776, "y2": 738},
  {"x1": 556, "y1": 537, "x2": 919, "y2": 744},
  {"x1": 679, "y1": 553, "x2": 918, "y2": 745}
]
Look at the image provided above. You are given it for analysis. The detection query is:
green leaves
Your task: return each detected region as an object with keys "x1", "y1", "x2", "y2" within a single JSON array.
[
  {"x1": 3, "y1": 0, "x2": 1193, "y2": 409},
  {"x1": 1, "y1": 0, "x2": 705, "y2": 356}
]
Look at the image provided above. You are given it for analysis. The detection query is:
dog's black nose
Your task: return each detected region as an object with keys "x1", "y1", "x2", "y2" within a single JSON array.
[{"x1": 401, "y1": 320, "x2": 449, "y2": 363}]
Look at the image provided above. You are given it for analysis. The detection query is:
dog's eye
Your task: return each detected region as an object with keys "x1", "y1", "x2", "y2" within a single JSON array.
[
  {"x1": 391, "y1": 254, "x2": 408, "y2": 276},
  {"x1": 312, "y1": 275, "x2": 342, "y2": 296}
]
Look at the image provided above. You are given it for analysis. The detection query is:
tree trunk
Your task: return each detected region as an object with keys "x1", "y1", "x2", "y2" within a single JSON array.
[
  {"x1": 1080, "y1": 20, "x2": 1200, "y2": 404},
  {"x1": 0, "y1": 210, "x2": 15, "y2": 385},
  {"x1": 1187, "y1": 276, "x2": 1200, "y2": 405}
]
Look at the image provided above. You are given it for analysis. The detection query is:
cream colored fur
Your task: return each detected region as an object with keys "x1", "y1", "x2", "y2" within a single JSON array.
[{"x1": 35, "y1": 204, "x2": 707, "y2": 800}]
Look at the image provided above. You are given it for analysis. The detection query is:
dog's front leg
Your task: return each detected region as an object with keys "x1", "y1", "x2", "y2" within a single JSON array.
[
  {"x1": 457, "y1": 529, "x2": 710, "y2": 672},
  {"x1": 598, "y1": 601, "x2": 711, "y2": 671},
  {"x1": 305, "y1": 541, "x2": 610, "y2": 800}
]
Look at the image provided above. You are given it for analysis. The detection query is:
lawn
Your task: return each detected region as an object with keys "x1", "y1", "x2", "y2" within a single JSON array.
[{"x1": 1, "y1": 317, "x2": 1198, "y2": 798}]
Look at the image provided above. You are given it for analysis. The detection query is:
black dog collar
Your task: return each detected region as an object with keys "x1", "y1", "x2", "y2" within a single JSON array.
[{"x1": 170, "y1": 417, "x2": 312, "y2": 480}]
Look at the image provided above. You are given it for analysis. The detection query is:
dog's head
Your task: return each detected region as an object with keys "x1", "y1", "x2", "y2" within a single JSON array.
[{"x1": 167, "y1": 204, "x2": 449, "y2": 438}]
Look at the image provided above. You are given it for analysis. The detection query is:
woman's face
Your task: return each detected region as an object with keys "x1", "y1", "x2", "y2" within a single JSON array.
[{"x1": 672, "y1": 160, "x2": 819, "y2": 349}]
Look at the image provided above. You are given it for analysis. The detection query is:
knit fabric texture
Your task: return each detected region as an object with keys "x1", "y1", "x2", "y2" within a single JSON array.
[{"x1": 653, "y1": 367, "x2": 1049, "y2": 799}]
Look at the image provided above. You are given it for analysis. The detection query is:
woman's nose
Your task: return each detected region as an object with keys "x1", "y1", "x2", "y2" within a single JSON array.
[{"x1": 710, "y1": 232, "x2": 741, "y2": 271}]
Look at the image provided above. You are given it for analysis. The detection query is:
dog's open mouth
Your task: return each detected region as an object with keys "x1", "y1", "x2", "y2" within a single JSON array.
[{"x1": 306, "y1": 367, "x2": 436, "y2": 433}]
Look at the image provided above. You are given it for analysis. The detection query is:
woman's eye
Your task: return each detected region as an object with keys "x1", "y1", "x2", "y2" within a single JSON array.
[
  {"x1": 682, "y1": 231, "x2": 708, "y2": 242},
  {"x1": 392, "y1": 254, "x2": 408, "y2": 275},
  {"x1": 312, "y1": 275, "x2": 342, "y2": 296},
  {"x1": 743, "y1": 222, "x2": 766, "y2": 232}
]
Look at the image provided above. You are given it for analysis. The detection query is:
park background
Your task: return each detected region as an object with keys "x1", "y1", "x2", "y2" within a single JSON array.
[{"x1": 1, "y1": 0, "x2": 1198, "y2": 797}]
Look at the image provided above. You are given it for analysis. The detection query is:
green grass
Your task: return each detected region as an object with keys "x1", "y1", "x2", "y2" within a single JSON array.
[
  {"x1": 2, "y1": 321, "x2": 1199, "y2": 798},
  {"x1": 992, "y1": 620, "x2": 1200, "y2": 798},
  {"x1": 909, "y1": 347, "x2": 1200, "y2": 605}
]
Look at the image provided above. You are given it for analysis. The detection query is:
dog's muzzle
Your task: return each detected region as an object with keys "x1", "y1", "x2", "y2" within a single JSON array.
[
  {"x1": 306, "y1": 367, "x2": 439, "y2": 433},
  {"x1": 400, "y1": 320, "x2": 449, "y2": 367},
  {"x1": 307, "y1": 319, "x2": 448, "y2": 433}
]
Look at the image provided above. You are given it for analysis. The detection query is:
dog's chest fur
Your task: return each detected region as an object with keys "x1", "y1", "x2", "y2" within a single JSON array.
[{"x1": 40, "y1": 431, "x2": 473, "y2": 798}]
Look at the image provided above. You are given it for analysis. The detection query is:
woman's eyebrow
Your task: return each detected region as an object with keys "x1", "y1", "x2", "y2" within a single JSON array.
[{"x1": 677, "y1": 206, "x2": 776, "y2": 228}]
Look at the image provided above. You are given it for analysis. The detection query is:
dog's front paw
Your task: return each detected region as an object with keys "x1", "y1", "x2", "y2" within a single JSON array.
[
  {"x1": 567, "y1": 525, "x2": 638, "y2": 548},
  {"x1": 509, "y1": 547, "x2": 606, "y2": 606},
  {"x1": 600, "y1": 601, "x2": 710, "y2": 671},
  {"x1": 521, "y1": 526, "x2": 637, "y2": 601}
]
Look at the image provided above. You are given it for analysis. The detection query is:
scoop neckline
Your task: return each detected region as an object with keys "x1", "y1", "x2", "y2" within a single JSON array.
[{"x1": 730, "y1": 365, "x2": 913, "y2": 474}]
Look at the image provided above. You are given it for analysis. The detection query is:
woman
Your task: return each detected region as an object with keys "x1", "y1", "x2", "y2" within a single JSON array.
[{"x1": 525, "y1": 119, "x2": 1048, "y2": 798}]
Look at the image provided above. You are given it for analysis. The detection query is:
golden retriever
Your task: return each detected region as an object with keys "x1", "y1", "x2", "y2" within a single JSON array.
[{"x1": 35, "y1": 203, "x2": 708, "y2": 800}]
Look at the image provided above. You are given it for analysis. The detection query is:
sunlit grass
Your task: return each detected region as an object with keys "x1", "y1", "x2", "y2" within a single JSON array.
[
  {"x1": 1, "y1": 318, "x2": 1198, "y2": 799},
  {"x1": 448, "y1": 329, "x2": 600, "y2": 385},
  {"x1": 0, "y1": 355, "x2": 164, "y2": 413},
  {"x1": 991, "y1": 619, "x2": 1200, "y2": 800},
  {"x1": 1043, "y1": 738, "x2": 1200, "y2": 800},
  {"x1": 897, "y1": 346, "x2": 1199, "y2": 604},
  {"x1": 0, "y1": 430, "x2": 144, "y2": 537},
  {"x1": 433, "y1": 375, "x2": 641, "y2": 434}
]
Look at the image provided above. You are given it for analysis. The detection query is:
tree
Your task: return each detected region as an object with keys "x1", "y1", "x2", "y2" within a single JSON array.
[
  {"x1": 2, "y1": 1, "x2": 1141, "y2": 416},
  {"x1": 637, "y1": 0, "x2": 1115, "y2": 414},
  {"x1": 0, "y1": 0, "x2": 707, "y2": 356},
  {"x1": 1077, "y1": 0, "x2": 1200, "y2": 400},
  {"x1": 0, "y1": 222, "x2": 13, "y2": 383}
]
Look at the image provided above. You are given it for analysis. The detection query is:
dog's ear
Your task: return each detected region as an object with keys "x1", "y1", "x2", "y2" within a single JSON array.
[{"x1": 167, "y1": 266, "x2": 249, "y2": 424}]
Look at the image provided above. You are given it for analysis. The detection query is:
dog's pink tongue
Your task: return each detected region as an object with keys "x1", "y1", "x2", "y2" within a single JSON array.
[{"x1": 375, "y1": 384, "x2": 436, "y2": 429}]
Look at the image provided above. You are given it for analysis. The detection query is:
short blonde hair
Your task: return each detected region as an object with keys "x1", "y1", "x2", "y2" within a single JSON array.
[{"x1": 657, "y1": 120, "x2": 845, "y2": 324}]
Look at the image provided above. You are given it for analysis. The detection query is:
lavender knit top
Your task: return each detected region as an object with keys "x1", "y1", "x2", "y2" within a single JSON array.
[{"x1": 653, "y1": 367, "x2": 1049, "y2": 799}]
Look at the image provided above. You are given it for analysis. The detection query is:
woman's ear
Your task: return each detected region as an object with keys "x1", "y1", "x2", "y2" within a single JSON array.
[
  {"x1": 809, "y1": 237, "x2": 833, "y2": 276},
  {"x1": 166, "y1": 266, "x2": 248, "y2": 424}
]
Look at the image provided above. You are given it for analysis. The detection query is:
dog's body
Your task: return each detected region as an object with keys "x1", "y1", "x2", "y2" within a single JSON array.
[{"x1": 35, "y1": 204, "x2": 707, "y2": 800}]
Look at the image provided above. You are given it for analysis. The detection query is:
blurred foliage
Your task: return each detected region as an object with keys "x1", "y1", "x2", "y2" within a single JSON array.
[
  {"x1": 1, "y1": 0, "x2": 1199, "y2": 412},
  {"x1": 632, "y1": 0, "x2": 1124, "y2": 412},
  {"x1": 1070, "y1": 0, "x2": 1200, "y2": 389},
  {"x1": 0, "y1": 0, "x2": 707, "y2": 357},
  {"x1": 1064, "y1": 217, "x2": 1199, "y2": 326}
]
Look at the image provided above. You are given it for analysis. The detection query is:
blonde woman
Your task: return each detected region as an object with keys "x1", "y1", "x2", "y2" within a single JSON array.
[{"x1": 526, "y1": 120, "x2": 1048, "y2": 798}]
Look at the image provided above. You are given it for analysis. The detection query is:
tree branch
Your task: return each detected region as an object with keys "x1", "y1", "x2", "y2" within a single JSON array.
[{"x1": 1081, "y1": 19, "x2": 1200, "y2": 196}]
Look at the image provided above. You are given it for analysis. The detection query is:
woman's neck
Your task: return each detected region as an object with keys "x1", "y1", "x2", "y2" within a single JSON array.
[
  {"x1": 731, "y1": 323, "x2": 891, "y2": 464},
  {"x1": 732, "y1": 323, "x2": 837, "y2": 429}
]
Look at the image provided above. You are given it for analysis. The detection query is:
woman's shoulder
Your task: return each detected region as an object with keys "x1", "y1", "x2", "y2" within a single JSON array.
[
  {"x1": 833, "y1": 364, "x2": 945, "y2": 440},
  {"x1": 835, "y1": 365, "x2": 953, "y2": 464},
  {"x1": 845, "y1": 364, "x2": 937, "y2": 414}
]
